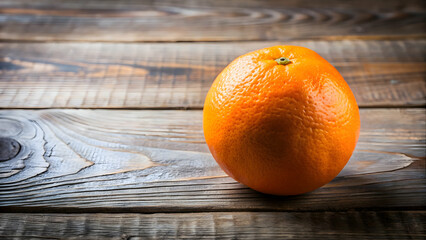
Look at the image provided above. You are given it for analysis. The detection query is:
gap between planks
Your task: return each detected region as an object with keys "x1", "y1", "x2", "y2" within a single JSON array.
[
  {"x1": 0, "y1": 35, "x2": 425, "y2": 44},
  {"x1": 1, "y1": 206, "x2": 426, "y2": 214},
  {"x1": 1, "y1": 105, "x2": 426, "y2": 111}
]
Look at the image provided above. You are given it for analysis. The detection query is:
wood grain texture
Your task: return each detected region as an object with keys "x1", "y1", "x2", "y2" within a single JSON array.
[
  {"x1": 0, "y1": 211, "x2": 424, "y2": 239},
  {"x1": 0, "y1": 0, "x2": 424, "y2": 42},
  {"x1": 0, "y1": 109, "x2": 424, "y2": 212},
  {"x1": 1, "y1": 40, "x2": 425, "y2": 108}
]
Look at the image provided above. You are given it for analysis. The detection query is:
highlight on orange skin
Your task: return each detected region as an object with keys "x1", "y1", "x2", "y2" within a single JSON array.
[{"x1": 203, "y1": 45, "x2": 360, "y2": 195}]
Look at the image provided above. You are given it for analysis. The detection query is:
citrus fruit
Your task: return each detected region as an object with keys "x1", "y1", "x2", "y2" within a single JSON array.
[{"x1": 203, "y1": 46, "x2": 360, "y2": 195}]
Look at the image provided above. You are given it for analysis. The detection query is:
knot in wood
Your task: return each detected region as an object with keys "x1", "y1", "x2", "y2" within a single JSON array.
[{"x1": 0, "y1": 137, "x2": 21, "y2": 161}]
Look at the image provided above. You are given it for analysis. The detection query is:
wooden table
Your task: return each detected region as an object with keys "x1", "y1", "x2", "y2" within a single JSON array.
[{"x1": 0, "y1": 0, "x2": 425, "y2": 239}]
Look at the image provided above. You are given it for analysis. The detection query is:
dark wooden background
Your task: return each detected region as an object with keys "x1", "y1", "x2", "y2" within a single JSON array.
[{"x1": 0, "y1": 0, "x2": 425, "y2": 239}]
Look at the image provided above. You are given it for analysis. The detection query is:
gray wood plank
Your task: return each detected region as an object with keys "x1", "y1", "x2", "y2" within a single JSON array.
[
  {"x1": 0, "y1": 109, "x2": 424, "y2": 212},
  {"x1": 1, "y1": 40, "x2": 425, "y2": 108},
  {"x1": 0, "y1": 0, "x2": 424, "y2": 42},
  {"x1": 0, "y1": 211, "x2": 424, "y2": 239}
]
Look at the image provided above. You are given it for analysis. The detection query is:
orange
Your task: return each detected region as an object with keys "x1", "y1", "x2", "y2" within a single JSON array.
[{"x1": 203, "y1": 46, "x2": 360, "y2": 195}]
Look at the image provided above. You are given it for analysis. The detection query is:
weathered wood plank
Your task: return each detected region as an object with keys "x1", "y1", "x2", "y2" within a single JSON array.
[
  {"x1": 1, "y1": 40, "x2": 425, "y2": 108},
  {"x1": 0, "y1": 0, "x2": 424, "y2": 42},
  {"x1": 0, "y1": 211, "x2": 424, "y2": 239},
  {"x1": 0, "y1": 109, "x2": 424, "y2": 212}
]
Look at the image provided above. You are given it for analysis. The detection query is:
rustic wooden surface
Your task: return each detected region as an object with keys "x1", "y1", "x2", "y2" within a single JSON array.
[
  {"x1": 0, "y1": 211, "x2": 424, "y2": 239},
  {"x1": 1, "y1": 40, "x2": 425, "y2": 108},
  {"x1": 0, "y1": 0, "x2": 425, "y2": 239},
  {"x1": 0, "y1": 0, "x2": 424, "y2": 42},
  {"x1": 0, "y1": 109, "x2": 424, "y2": 212}
]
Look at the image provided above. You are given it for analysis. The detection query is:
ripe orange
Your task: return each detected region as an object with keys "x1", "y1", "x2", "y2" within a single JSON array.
[{"x1": 203, "y1": 46, "x2": 360, "y2": 195}]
